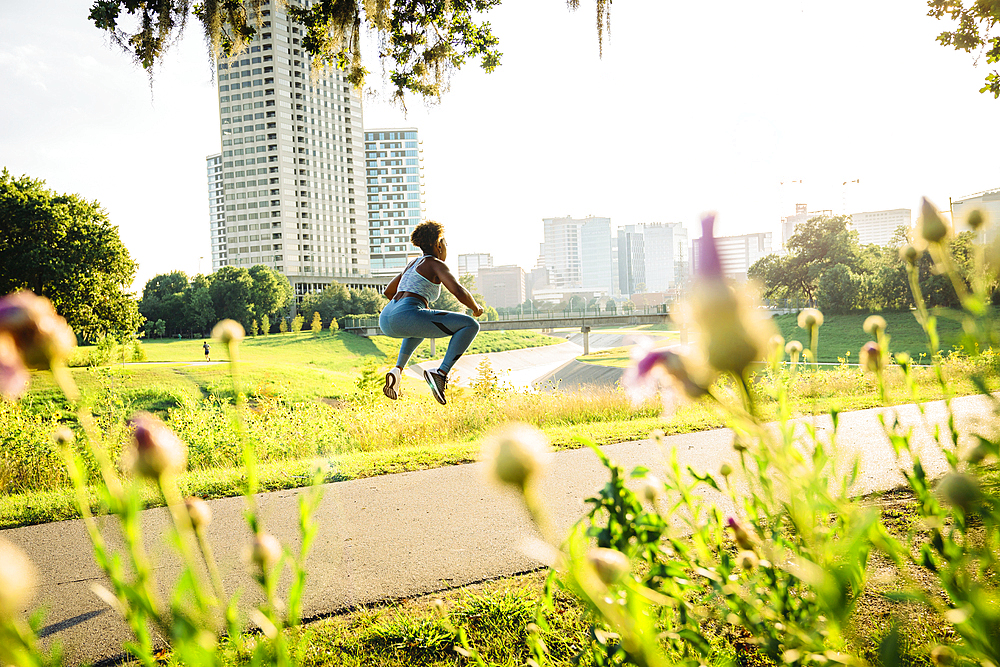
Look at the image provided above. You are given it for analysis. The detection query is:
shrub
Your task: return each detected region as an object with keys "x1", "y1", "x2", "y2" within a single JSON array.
[{"x1": 290, "y1": 314, "x2": 304, "y2": 333}]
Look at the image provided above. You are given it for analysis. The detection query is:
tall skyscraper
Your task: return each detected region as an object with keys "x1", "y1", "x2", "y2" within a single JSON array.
[
  {"x1": 364, "y1": 128, "x2": 425, "y2": 276},
  {"x1": 542, "y1": 215, "x2": 613, "y2": 293},
  {"x1": 616, "y1": 222, "x2": 689, "y2": 296},
  {"x1": 208, "y1": 0, "x2": 380, "y2": 299}
]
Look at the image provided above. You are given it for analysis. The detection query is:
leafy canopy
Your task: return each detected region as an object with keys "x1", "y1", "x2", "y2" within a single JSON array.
[
  {"x1": 928, "y1": 0, "x2": 1000, "y2": 98},
  {"x1": 0, "y1": 168, "x2": 142, "y2": 339}
]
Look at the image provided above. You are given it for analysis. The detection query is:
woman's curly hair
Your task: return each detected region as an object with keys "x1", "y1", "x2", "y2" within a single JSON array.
[{"x1": 411, "y1": 221, "x2": 444, "y2": 254}]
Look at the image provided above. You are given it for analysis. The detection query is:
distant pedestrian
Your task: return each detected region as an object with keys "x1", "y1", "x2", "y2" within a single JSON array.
[
  {"x1": 379, "y1": 221, "x2": 483, "y2": 405},
  {"x1": 203, "y1": 341, "x2": 210, "y2": 362}
]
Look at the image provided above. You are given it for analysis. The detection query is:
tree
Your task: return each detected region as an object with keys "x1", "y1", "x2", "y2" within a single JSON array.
[
  {"x1": 89, "y1": 0, "x2": 504, "y2": 102},
  {"x1": 248, "y1": 265, "x2": 293, "y2": 325},
  {"x1": 349, "y1": 287, "x2": 387, "y2": 315},
  {"x1": 310, "y1": 311, "x2": 323, "y2": 333},
  {"x1": 0, "y1": 169, "x2": 142, "y2": 339},
  {"x1": 928, "y1": 0, "x2": 1000, "y2": 98},
  {"x1": 291, "y1": 314, "x2": 305, "y2": 333},
  {"x1": 818, "y1": 264, "x2": 860, "y2": 314},
  {"x1": 140, "y1": 271, "x2": 188, "y2": 335},
  {"x1": 751, "y1": 215, "x2": 861, "y2": 305},
  {"x1": 299, "y1": 282, "x2": 350, "y2": 327},
  {"x1": 183, "y1": 275, "x2": 216, "y2": 334},
  {"x1": 209, "y1": 266, "x2": 254, "y2": 331},
  {"x1": 259, "y1": 313, "x2": 270, "y2": 336}
]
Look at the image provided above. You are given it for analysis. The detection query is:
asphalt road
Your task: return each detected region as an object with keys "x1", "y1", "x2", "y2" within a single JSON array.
[{"x1": 2, "y1": 394, "x2": 991, "y2": 665}]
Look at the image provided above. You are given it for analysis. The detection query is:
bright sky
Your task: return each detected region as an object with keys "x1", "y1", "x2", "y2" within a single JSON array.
[{"x1": 2, "y1": 1, "x2": 998, "y2": 291}]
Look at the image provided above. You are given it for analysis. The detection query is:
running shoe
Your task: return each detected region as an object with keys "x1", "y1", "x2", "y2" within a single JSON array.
[
  {"x1": 423, "y1": 368, "x2": 447, "y2": 405},
  {"x1": 383, "y1": 367, "x2": 401, "y2": 400}
]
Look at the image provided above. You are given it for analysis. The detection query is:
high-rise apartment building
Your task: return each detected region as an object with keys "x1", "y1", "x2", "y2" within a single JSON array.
[
  {"x1": 207, "y1": 154, "x2": 225, "y2": 267},
  {"x1": 364, "y1": 128, "x2": 425, "y2": 276},
  {"x1": 209, "y1": 0, "x2": 380, "y2": 299},
  {"x1": 457, "y1": 253, "x2": 493, "y2": 279},
  {"x1": 849, "y1": 208, "x2": 911, "y2": 246},
  {"x1": 542, "y1": 216, "x2": 613, "y2": 293},
  {"x1": 691, "y1": 231, "x2": 772, "y2": 282}
]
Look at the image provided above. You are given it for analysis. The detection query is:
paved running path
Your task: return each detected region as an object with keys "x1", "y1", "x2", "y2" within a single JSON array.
[{"x1": 2, "y1": 394, "x2": 990, "y2": 665}]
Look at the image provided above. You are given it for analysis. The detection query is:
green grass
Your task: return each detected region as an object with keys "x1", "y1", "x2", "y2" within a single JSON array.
[{"x1": 773, "y1": 310, "x2": 965, "y2": 364}]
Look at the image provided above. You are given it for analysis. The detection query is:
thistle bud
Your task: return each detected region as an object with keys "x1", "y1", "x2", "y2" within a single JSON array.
[
  {"x1": 639, "y1": 475, "x2": 662, "y2": 503},
  {"x1": 0, "y1": 538, "x2": 37, "y2": 620},
  {"x1": 720, "y1": 463, "x2": 733, "y2": 477},
  {"x1": 899, "y1": 245, "x2": 919, "y2": 266},
  {"x1": 736, "y1": 550, "x2": 758, "y2": 570},
  {"x1": 784, "y1": 340, "x2": 803, "y2": 356},
  {"x1": 184, "y1": 496, "x2": 212, "y2": 529},
  {"x1": 918, "y1": 198, "x2": 949, "y2": 244},
  {"x1": 966, "y1": 209, "x2": 986, "y2": 231},
  {"x1": 860, "y1": 341, "x2": 882, "y2": 372},
  {"x1": 797, "y1": 308, "x2": 824, "y2": 332},
  {"x1": 212, "y1": 319, "x2": 245, "y2": 345},
  {"x1": 249, "y1": 533, "x2": 282, "y2": 574},
  {"x1": 936, "y1": 473, "x2": 981, "y2": 512},
  {"x1": 126, "y1": 412, "x2": 187, "y2": 479},
  {"x1": 0, "y1": 291, "x2": 76, "y2": 370},
  {"x1": 51, "y1": 426, "x2": 75, "y2": 449},
  {"x1": 586, "y1": 547, "x2": 630, "y2": 585},
  {"x1": 483, "y1": 423, "x2": 549, "y2": 491},
  {"x1": 0, "y1": 332, "x2": 29, "y2": 400},
  {"x1": 863, "y1": 315, "x2": 887, "y2": 337},
  {"x1": 726, "y1": 517, "x2": 754, "y2": 551}
]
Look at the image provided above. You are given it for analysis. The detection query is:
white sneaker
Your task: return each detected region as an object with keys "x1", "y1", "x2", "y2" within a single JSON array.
[{"x1": 383, "y1": 367, "x2": 401, "y2": 400}]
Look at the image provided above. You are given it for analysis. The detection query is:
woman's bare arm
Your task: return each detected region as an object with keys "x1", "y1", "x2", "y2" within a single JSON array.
[
  {"x1": 431, "y1": 260, "x2": 483, "y2": 316},
  {"x1": 383, "y1": 272, "x2": 402, "y2": 300}
]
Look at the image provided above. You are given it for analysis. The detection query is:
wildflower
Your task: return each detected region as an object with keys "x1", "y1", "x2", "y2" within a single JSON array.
[
  {"x1": 586, "y1": 547, "x2": 630, "y2": 585},
  {"x1": 0, "y1": 538, "x2": 37, "y2": 620},
  {"x1": 918, "y1": 197, "x2": 949, "y2": 244},
  {"x1": 720, "y1": 463, "x2": 733, "y2": 477},
  {"x1": 482, "y1": 423, "x2": 549, "y2": 492},
  {"x1": 899, "y1": 244, "x2": 919, "y2": 266},
  {"x1": 0, "y1": 291, "x2": 76, "y2": 370},
  {"x1": 212, "y1": 319, "x2": 245, "y2": 345},
  {"x1": 936, "y1": 473, "x2": 981, "y2": 512},
  {"x1": 51, "y1": 426, "x2": 74, "y2": 448},
  {"x1": 859, "y1": 341, "x2": 882, "y2": 372},
  {"x1": 863, "y1": 315, "x2": 887, "y2": 337},
  {"x1": 126, "y1": 412, "x2": 187, "y2": 479},
  {"x1": 966, "y1": 209, "x2": 986, "y2": 231},
  {"x1": 726, "y1": 517, "x2": 754, "y2": 551},
  {"x1": 248, "y1": 533, "x2": 282, "y2": 574},
  {"x1": 797, "y1": 308, "x2": 824, "y2": 332},
  {"x1": 0, "y1": 332, "x2": 29, "y2": 400},
  {"x1": 184, "y1": 496, "x2": 212, "y2": 529}
]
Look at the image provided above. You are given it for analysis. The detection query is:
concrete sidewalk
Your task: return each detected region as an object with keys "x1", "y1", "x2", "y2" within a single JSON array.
[{"x1": 2, "y1": 394, "x2": 990, "y2": 665}]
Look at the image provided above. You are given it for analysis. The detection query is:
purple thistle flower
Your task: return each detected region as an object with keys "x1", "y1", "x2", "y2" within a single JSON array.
[{"x1": 699, "y1": 213, "x2": 723, "y2": 279}]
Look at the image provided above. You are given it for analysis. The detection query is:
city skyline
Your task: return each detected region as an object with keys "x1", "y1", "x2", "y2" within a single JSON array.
[{"x1": 2, "y1": 1, "x2": 1000, "y2": 291}]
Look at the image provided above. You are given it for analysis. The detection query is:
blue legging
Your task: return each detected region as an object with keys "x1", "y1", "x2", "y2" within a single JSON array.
[{"x1": 379, "y1": 297, "x2": 481, "y2": 374}]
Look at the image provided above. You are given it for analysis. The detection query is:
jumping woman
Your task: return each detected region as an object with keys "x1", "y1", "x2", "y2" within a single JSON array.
[{"x1": 380, "y1": 221, "x2": 483, "y2": 405}]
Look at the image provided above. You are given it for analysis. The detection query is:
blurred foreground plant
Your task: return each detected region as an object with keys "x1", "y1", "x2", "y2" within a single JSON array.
[
  {"x1": 486, "y1": 205, "x2": 1000, "y2": 667},
  {"x1": 0, "y1": 295, "x2": 324, "y2": 667}
]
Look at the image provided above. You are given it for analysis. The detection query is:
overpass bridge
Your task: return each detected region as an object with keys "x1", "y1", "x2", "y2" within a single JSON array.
[{"x1": 341, "y1": 308, "x2": 673, "y2": 355}]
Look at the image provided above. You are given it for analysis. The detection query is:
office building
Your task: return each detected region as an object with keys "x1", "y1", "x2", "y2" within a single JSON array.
[
  {"x1": 541, "y1": 215, "x2": 614, "y2": 294},
  {"x1": 365, "y1": 127, "x2": 425, "y2": 276},
  {"x1": 208, "y1": 0, "x2": 380, "y2": 300},
  {"x1": 458, "y1": 253, "x2": 493, "y2": 280},
  {"x1": 781, "y1": 204, "x2": 832, "y2": 249},
  {"x1": 479, "y1": 265, "x2": 526, "y2": 309},
  {"x1": 691, "y1": 231, "x2": 773, "y2": 282},
  {"x1": 952, "y1": 188, "x2": 1000, "y2": 243},
  {"x1": 616, "y1": 222, "x2": 689, "y2": 297},
  {"x1": 849, "y1": 208, "x2": 911, "y2": 247}
]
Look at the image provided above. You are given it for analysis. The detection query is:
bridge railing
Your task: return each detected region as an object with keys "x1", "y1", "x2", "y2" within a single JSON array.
[{"x1": 340, "y1": 307, "x2": 671, "y2": 331}]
